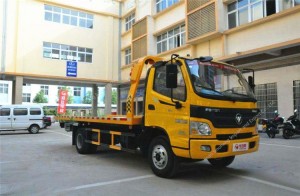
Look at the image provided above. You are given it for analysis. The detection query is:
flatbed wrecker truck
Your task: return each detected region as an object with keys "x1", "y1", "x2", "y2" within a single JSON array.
[{"x1": 57, "y1": 54, "x2": 259, "y2": 178}]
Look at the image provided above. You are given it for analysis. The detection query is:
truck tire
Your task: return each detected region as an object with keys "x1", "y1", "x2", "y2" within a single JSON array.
[
  {"x1": 208, "y1": 156, "x2": 235, "y2": 168},
  {"x1": 75, "y1": 129, "x2": 97, "y2": 154},
  {"x1": 28, "y1": 125, "x2": 40, "y2": 134},
  {"x1": 148, "y1": 136, "x2": 179, "y2": 178}
]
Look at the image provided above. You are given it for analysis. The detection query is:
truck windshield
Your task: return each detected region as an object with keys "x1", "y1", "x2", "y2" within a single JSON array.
[{"x1": 186, "y1": 59, "x2": 255, "y2": 101}]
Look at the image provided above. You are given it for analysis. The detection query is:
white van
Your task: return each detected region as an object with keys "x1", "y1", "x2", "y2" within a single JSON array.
[{"x1": 0, "y1": 104, "x2": 45, "y2": 134}]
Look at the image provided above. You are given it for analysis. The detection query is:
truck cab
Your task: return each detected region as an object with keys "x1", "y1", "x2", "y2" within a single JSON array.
[{"x1": 141, "y1": 55, "x2": 259, "y2": 176}]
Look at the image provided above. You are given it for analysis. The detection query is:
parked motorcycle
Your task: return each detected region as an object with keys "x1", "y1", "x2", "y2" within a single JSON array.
[
  {"x1": 263, "y1": 111, "x2": 284, "y2": 138},
  {"x1": 282, "y1": 109, "x2": 300, "y2": 139}
]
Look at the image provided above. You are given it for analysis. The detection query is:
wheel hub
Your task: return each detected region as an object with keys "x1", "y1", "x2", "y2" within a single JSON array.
[{"x1": 152, "y1": 145, "x2": 168, "y2": 170}]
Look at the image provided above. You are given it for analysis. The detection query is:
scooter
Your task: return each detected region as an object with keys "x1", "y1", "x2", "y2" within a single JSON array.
[
  {"x1": 263, "y1": 111, "x2": 284, "y2": 138},
  {"x1": 282, "y1": 109, "x2": 300, "y2": 139}
]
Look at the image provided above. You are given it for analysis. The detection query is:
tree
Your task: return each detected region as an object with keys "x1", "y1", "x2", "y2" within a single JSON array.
[
  {"x1": 82, "y1": 91, "x2": 92, "y2": 104},
  {"x1": 33, "y1": 90, "x2": 48, "y2": 103},
  {"x1": 112, "y1": 89, "x2": 117, "y2": 104}
]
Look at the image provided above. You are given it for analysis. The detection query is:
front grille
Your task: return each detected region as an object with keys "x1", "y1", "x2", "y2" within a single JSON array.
[
  {"x1": 190, "y1": 105, "x2": 259, "y2": 128},
  {"x1": 216, "y1": 132, "x2": 253, "y2": 140}
]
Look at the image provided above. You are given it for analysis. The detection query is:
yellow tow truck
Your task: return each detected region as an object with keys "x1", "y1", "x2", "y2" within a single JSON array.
[{"x1": 56, "y1": 54, "x2": 259, "y2": 178}]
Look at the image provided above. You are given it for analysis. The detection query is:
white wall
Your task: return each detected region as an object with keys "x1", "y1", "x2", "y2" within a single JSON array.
[{"x1": 254, "y1": 64, "x2": 300, "y2": 118}]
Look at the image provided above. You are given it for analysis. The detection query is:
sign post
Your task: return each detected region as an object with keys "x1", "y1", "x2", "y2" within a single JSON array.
[
  {"x1": 66, "y1": 61, "x2": 77, "y2": 77},
  {"x1": 57, "y1": 90, "x2": 68, "y2": 114}
]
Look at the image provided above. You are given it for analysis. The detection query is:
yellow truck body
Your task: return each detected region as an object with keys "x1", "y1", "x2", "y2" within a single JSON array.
[{"x1": 56, "y1": 54, "x2": 259, "y2": 178}]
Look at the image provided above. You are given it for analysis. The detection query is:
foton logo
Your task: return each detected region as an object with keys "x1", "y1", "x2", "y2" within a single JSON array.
[{"x1": 235, "y1": 113, "x2": 242, "y2": 125}]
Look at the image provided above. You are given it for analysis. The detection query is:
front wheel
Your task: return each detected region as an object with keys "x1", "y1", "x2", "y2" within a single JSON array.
[
  {"x1": 208, "y1": 156, "x2": 235, "y2": 168},
  {"x1": 75, "y1": 129, "x2": 97, "y2": 154},
  {"x1": 148, "y1": 136, "x2": 179, "y2": 178},
  {"x1": 282, "y1": 129, "x2": 293, "y2": 139},
  {"x1": 28, "y1": 125, "x2": 40, "y2": 134}
]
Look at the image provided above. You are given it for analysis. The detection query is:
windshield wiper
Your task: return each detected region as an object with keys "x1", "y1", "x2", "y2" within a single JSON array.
[
  {"x1": 195, "y1": 85, "x2": 223, "y2": 95},
  {"x1": 222, "y1": 90, "x2": 249, "y2": 97}
]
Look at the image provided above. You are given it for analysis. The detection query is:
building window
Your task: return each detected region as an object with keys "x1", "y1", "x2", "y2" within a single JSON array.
[
  {"x1": 157, "y1": 24, "x2": 185, "y2": 54},
  {"x1": 44, "y1": 5, "x2": 93, "y2": 29},
  {"x1": 74, "y1": 87, "x2": 81, "y2": 96},
  {"x1": 293, "y1": 80, "x2": 300, "y2": 117},
  {"x1": 227, "y1": 0, "x2": 299, "y2": 29},
  {"x1": 0, "y1": 84, "x2": 8, "y2": 94},
  {"x1": 43, "y1": 42, "x2": 93, "y2": 63},
  {"x1": 255, "y1": 83, "x2": 278, "y2": 119},
  {"x1": 22, "y1": 93, "x2": 31, "y2": 103},
  {"x1": 125, "y1": 12, "x2": 135, "y2": 31},
  {"x1": 125, "y1": 48, "x2": 131, "y2": 65},
  {"x1": 156, "y1": 0, "x2": 179, "y2": 13},
  {"x1": 41, "y1": 85, "x2": 49, "y2": 96}
]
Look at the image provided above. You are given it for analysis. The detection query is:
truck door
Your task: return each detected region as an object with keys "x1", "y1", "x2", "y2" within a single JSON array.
[
  {"x1": 145, "y1": 64, "x2": 190, "y2": 149},
  {"x1": 0, "y1": 108, "x2": 12, "y2": 130},
  {"x1": 12, "y1": 108, "x2": 30, "y2": 130}
]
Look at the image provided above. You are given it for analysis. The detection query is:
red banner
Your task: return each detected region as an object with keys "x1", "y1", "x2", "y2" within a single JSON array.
[{"x1": 57, "y1": 90, "x2": 68, "y2": 114}]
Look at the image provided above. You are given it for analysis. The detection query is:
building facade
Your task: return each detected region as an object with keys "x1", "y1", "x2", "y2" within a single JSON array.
[
  {"x1": 119, "y1": 0, "x2": 300, "y2": 118},
  {"x1": 0, "y1": 0, "x2": 120, "y2": 114},
  {"x1": 1, "y1": 0, "x2": 300, "y2": 118}
]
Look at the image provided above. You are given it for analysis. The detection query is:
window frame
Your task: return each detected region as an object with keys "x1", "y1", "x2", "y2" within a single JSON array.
[
  {"x1": 22, "y1": 93, "x2": 31, "y2": 103},
  {"x1": 0, "y1": 108, "x2": 11, "y2": 116},
  {"x1": 43, "y1": 42, "x2": 93, "y2": 63},
  {"x1": 0, "y1": 83, "x2": 9, "y2": 94},
  {"x1": 41, "y1": 85, "x2": 49, "y2": 96},
  {"x1": 44, "y1": 4, "x2": 94, "y2": 29},
  {"x1": 30, "y1": 108, "x2": 42, "y2": 115},
  {"x1": 125, "y1": 48, "x2": 132, "y2": 65},
  {"x1": 13, "y1": 108, "x2": 28, "y2": 116},
  {"x1": 156, "y1": 0, "x2": 179, "y2": 13},
  {"x1": 73, "y1": 87, "x2": 81, "y2": 97},
  {"x1": 156, "y1": 24, "x2": 186, "y2": 54},
  {"x1": 293, "y1": 80, "x2": 300, "y2": 117},
  {"x1": 153, "y1": 64, "x2": 187, "y2": 102},
  {"x1": 255, "y1": 82, "x2": 278, "y2": 119},
  {"x1": 125, "y1": 12, "x2": 135, "y2": 31},
  {"x1": 227, "y1": 0, "x2": 300, "y2": 29}
]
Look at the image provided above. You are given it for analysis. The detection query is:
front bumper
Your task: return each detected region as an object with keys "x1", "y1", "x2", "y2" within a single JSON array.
[{"x1": 190, "y1": 135, "x2": 259, "y2": 159}]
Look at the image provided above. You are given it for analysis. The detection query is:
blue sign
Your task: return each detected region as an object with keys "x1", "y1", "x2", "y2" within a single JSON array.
[{"x1": 66, "y1": 61, "x2": 77, "y2": 77}]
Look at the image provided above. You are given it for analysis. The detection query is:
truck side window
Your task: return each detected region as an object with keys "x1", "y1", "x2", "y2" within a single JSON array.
[
  {"x1": 30, "y1": 108, "x2": 42, "y2": 115},
  {"x1": 0, "y1": 108, "x2": 10, "y2": 116},
  {"x1": 153, "y1": 65, "x2": 186, "y2": 101},
  {"x1": 13, "y1": 108, "x2": 28, "y2": 116}
]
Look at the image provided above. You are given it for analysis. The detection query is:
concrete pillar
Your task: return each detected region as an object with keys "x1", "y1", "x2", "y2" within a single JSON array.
[
  {"x1": 105, "y1": 83, "x2": 112, "y2": 115},
  {"x1": 12, "y1": 76, "x2": 23, "y2": 104},
  {"x1": 92, "y1": 84, "x2": 98, "y2": 116}
]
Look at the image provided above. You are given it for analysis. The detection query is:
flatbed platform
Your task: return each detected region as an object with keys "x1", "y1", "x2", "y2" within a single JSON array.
[{"x1": 56, "y1": 115, "x2": 143, "y2": 126}]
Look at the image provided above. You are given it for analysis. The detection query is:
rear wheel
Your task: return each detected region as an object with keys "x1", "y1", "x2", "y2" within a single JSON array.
[
  {"x1": 208, "y1": 156, "x2": 235, "y2": 168},
  {"x1": 28, "y1": 125, "x2": 40, "y2": 134},
  {"x1": 148, "y1": 136, "x2": 179, "y2": 178},
  {"x1": 75, "y1": 129, "x2": 97, "y2": 154}
]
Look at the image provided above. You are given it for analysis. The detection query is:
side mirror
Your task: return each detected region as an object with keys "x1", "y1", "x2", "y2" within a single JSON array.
[
  {"x1": 166, "y1": 64, "x2": 177, "y2": 88},
  {"x1": 248, "y1": 76, "x2": 255, "y2": 91}
]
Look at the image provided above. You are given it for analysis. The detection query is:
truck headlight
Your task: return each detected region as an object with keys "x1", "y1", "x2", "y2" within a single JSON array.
[{"x1": 190, "y1": 121, "x2": 211, "y2": 136}]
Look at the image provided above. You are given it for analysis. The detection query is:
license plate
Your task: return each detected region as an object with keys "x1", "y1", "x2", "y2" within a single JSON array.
[{"x1": 233, "y1": 142, "x2": 249, "y2": 152}]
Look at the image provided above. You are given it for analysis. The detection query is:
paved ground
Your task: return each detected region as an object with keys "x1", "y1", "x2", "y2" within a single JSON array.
[{"x1": 1, "y1": 124, "x2": 300, "y2": 196}]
